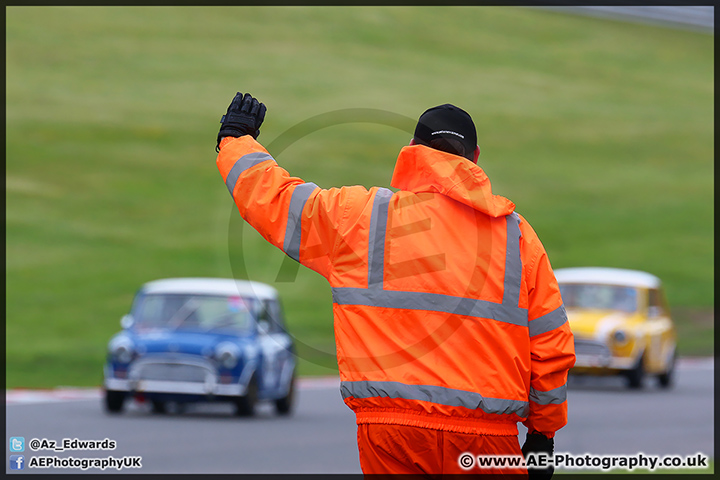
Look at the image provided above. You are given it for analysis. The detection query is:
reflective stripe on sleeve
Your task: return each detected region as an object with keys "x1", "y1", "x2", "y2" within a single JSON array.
[
  {"x1": 529, "y1": 384, "x2": 567, "y2": 405},
  {"x1": 283, "y1": 182, "x2": 319, "y2": 262},
  {"x1": 224, "y1": 152, "x2": 275, "y2": 195},
  {"x1": 341, "y1": 380, "x2": 529, "y2": 417},
  {"x1": 529, "y1": 305, "x2": 568, "y2": 337}
]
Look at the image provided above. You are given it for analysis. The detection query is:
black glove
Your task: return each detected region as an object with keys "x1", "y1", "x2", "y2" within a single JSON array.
[
  {"x1": 216, "y1": 92, "x2": 267, "y2": 151},
  {"x1": 521, "y1": 431, "x2": 554, "y2": 480}
]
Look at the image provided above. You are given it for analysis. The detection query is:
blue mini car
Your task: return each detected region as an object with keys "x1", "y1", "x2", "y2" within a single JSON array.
[{"x1": 103, "y1": 278, "x2": 296, "y2": 416}]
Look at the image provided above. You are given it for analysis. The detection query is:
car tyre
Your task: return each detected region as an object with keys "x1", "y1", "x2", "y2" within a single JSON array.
[
  {"x1": 104, "y1": 390, "x2": 126, "y2": 413},
  {"x1": 275, "y1": 372, "x2": 296, "y2": 416},
  {"x1": 151, "y1": 399, "x2": 167, "y2": 414},
  {"x1": 625, "y1": 355, "x2": 645, "y2": 389},
  {"x1": 657, "y1": 349, "x2": 677, "y2": 389},
  {"x1": 235, "y1": 376, "x2": 258, "y2": 417}
]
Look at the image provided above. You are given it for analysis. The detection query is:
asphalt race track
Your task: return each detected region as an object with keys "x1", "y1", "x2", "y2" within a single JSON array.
[{"x1": 5, "y1": 358, "x2": 714, "y2": 474}]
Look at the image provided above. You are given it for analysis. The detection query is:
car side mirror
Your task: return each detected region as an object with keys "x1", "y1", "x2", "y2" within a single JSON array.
[{"x1": 120, "y1": 314, "x2": 134, "y2": 329}]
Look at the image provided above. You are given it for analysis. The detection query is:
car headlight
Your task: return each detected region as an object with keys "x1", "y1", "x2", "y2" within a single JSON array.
[
  {"x1": 215, "y1": 342, "x2": 241, "y2": 369},
  {"x1": 109, "y1": 335, "x2": 135, "y2": 364},
  {"x1": 612, "y1": 329, "x2": 628, "y2": 344}
]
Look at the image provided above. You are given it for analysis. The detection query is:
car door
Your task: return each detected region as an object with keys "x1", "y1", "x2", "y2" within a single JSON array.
[
  {"x1": 644, "y1": 287, "x2": 675, "y2": 373},
  {"x1": 256, "y1": 298, "x2": 294, "y2": 396}
]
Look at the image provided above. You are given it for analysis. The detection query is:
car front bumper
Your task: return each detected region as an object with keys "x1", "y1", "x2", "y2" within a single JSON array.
[
  {"x1": 572, "y1": 338, "x2": 637, "y2": 371},
  {"x1": 104, "y1": 377, "x2": 247, "y2": 396},
  {"x1": 104, "y1": 355, "x2": 253, "y2": 397},
  {"x1": 572, "y1": 354, "x2": 636, "y2": 371}
]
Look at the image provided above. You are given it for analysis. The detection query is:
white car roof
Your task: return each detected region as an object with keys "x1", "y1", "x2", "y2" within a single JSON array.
[
  {"x1": 140, "y1": 278, "x2": 279, "y2": 300},
  {"x1": 554, "y1": 267, "x2": 661, "y2": 289}
]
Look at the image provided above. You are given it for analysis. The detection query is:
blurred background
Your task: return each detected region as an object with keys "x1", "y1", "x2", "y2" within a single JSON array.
[
  {"x1": 6, "y1": 6, "x2": 714, "y2": 473},
  {"x1": 7, "y1": 5, "x2": 712, "y2": 386}
]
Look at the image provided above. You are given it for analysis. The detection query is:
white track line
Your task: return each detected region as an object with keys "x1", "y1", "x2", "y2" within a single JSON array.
[{"x1": 5, "y1": 376, "x2": 341, "y2": 405}]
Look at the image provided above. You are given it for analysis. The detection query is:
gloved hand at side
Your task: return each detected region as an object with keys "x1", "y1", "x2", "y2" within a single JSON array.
[
  {"x1": 216, "y1": 92, "x2": 267, "y2": 151},
  {"x1": 521, "y1": 431, "x2": 554, "y2": 480}
]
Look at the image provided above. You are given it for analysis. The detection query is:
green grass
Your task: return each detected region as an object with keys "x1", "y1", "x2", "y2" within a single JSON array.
[{"x1": 6, "y1": 7, "x2": 713, "y2": 388}]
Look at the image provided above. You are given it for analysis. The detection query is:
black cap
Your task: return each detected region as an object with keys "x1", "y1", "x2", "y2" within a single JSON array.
[{"x1": 413, "y1": 104, "x2": 477, "y2": 160}]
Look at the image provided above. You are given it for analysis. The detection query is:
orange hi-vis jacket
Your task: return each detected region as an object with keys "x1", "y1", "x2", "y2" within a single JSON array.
[{"x1": 217, "y1": 135, "x2": 575, "y2": 438}]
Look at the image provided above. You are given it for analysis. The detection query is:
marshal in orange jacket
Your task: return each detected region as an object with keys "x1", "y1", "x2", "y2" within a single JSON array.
[{"x1": 217, "y1": 135, "x2": 575, "y2": 438}]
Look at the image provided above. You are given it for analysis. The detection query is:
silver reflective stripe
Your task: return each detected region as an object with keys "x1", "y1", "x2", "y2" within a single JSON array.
[
  {"x1": 332, "y1": 206, "x2": 528, "y2": 327},
  {"x1": 335, "y1": 206, "x2": 532, "y2": 417},
  {"x1": 225, "y1": 152, "x2": 275, "y2": 195},
  {"x1": 367, "y1": 188, "x2": 393, "y2": 287},
  {"x1": 503, "y1": 212, "x2": 522, "y2": 307},
  {"x1": 341, "y1": 380, "x2": 529, "y2": 417},
  {"x1": 331, "y1": 287, "x2": 528, "y2": 326},
  {"x1": 529, "y1": 305, "x2": 568, "y2": 337},
  {"x1": 529, "y1": 384, "x2": 567, "y2": 405},
  {"x1": 283, "y1": 182, "x2": 318, "y2": 262}
]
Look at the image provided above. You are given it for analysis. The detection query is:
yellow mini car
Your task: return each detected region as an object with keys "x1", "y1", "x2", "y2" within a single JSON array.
[{"x1": 555, "y1": 267, "x2": 677, "y2": 389}]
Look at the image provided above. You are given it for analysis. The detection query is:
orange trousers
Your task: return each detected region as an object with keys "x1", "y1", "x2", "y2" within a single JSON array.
[{"x1": 357, "y1": 423, "x2": 528, "y2": 478}]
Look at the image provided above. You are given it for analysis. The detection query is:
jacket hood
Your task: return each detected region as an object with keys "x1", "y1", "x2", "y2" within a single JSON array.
[{"x1": 390, "y1": 145, "x2": 515, "y2": 218}]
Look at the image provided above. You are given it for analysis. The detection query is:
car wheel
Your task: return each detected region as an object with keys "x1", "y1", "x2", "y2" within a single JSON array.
[
  {"x1": 151, "y1": 399, "x2": 167, "y2": 414},
  {"x1": 104, "y1": 390, "x2": 126, "y2": 414},
  {"x1": 625, "y1": 355, "x2": 645, "y2": 389},
  {"x1": 657, "y1": 349, "x2": 677, "y2": 389},
  {"x1": 274, "y1": 372, "x2": 296, "y2": 416},
  {"x1": 235, "y1": 376, "x2": 258, "y2": 417}
]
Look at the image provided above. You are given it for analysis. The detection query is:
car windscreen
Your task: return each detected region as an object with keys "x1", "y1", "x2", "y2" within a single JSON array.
[
  {"x1": 559, "y1": 284, "x2": 638, "y2": 313},
  {"x1": 131, "y1": 293, "x2": 255, "y2": 333}
]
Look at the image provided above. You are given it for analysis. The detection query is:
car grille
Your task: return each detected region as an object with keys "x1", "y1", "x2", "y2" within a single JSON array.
[
  {"x1": 574, "y1": 339, "x2": 610, "y2": 358},
  {"x1": 135, "y1": 362, "x2": 211, "y2": 383}
]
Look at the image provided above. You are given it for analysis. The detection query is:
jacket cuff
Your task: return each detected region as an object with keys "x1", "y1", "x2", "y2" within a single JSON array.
[{"x1": 219, "y1": 135, "x2": 250, "y2": 150}]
